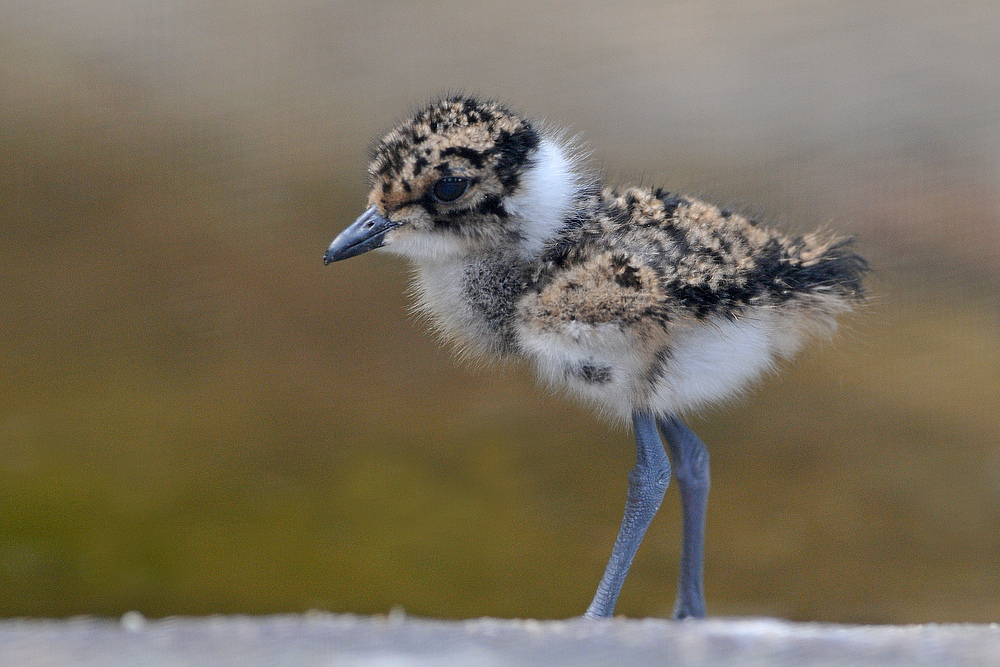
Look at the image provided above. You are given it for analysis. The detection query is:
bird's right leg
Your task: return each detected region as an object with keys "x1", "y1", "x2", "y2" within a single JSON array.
[
  {"x1": 584, "y1": 412, "x2": 671, "y2": 618},
  {"x1": 657, "y1": 415, "x2": 709, "y2": 619}
]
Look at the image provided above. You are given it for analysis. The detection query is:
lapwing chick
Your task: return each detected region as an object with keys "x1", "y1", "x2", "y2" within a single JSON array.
[{"x1": 324, "y1": 96, "x2": 867, "y2": 619}]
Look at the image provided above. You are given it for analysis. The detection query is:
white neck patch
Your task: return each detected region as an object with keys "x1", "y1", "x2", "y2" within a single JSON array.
[{"x1": 504, "y1": 137, "x2": 582, "y2": 257}]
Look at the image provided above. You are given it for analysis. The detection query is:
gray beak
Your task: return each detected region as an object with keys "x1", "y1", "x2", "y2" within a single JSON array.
[{"x1": 323, "y1": 206, "x2": 401, "y2": 264}]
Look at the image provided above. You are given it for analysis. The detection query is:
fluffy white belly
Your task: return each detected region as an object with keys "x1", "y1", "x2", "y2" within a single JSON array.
[{"x1": 518, "y1": 313, "x2": 800, "y2": 419}]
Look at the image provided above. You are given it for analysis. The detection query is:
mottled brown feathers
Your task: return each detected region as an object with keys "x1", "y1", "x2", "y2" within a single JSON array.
[
  {"x1": 368, "y1": 97, "x2": 539, "y2": 216},
  {"x1": 530, "y1": 185, "x2": 867, "y2": 327}
]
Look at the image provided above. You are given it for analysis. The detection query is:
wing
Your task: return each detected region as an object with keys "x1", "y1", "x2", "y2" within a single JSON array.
[{"x1": 518, "y1": 245, "x2": 677, "y2": 341}]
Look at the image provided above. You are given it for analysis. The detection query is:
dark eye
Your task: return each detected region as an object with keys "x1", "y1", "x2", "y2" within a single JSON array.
[{"x1": 432, "y1": 177, "x2": 470, "y2": 202}]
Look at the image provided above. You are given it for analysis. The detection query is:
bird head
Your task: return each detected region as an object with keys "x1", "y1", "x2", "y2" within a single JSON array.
[{"x1": 325, "y1": 96, "x2": 582, "y2": 264}]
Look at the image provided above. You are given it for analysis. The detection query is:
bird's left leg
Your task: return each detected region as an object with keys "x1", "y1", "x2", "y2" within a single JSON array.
[
  {"x1": 584, "y1": 412, "x2": 671, "y2": 618},
  {"x1": 657, "y1": 415, "x2": 710, "y2": 619}
]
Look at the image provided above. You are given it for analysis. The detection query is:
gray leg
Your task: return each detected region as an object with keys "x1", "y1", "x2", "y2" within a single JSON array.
[
  {"x1": 657, "y1": 415, "x2": 710, "y2": 619},
  {"x1": 585, "y1": 412, "x2": 671, "y2": 618}
]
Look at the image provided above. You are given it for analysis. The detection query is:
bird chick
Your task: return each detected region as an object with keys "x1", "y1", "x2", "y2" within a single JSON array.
[{"x1": 324, "y1": 96, "x2": 867, "y2": 619}]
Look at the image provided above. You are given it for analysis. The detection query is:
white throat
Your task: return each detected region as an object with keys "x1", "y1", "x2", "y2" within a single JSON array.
[{"x1": 504, "y1": 137, "x2": 582, "y2": 257}]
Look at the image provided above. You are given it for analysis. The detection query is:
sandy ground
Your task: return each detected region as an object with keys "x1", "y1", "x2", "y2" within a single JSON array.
[{"x1": 2, "y1": 614, "x2": 999, "y2": 667}]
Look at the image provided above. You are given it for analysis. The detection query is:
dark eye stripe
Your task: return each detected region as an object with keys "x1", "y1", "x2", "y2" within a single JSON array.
[
  {"x1": 433, "y1": 177, "x2": 470, "y2": 202},
  {"x1": 440, "y1": 146, "x2": 486, "y2": 169}
]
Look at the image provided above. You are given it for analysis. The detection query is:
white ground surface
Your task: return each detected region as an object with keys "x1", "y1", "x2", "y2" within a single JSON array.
[{"x1": 2, "y1": 614, "x2": 999, "y2": 667}]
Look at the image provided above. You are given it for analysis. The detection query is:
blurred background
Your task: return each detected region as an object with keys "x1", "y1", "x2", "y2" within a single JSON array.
[{"x1": 2, "y1": 1, "x2": 999, "y2": 624}]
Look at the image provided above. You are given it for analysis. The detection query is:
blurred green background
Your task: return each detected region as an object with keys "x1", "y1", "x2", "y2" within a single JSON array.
[{"x1": 2, "y1": 1, "x2": 999, "y2": 624}]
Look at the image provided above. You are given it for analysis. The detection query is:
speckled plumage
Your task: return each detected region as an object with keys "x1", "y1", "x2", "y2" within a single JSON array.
[{"x1": 325, "y1": 96, "x2": 868, "y2": 618}]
